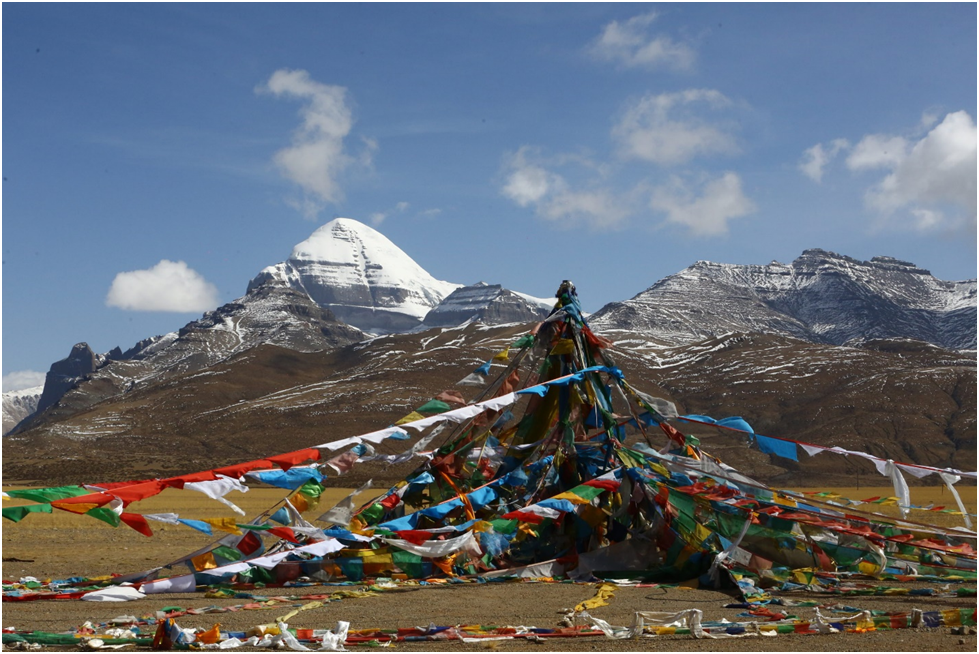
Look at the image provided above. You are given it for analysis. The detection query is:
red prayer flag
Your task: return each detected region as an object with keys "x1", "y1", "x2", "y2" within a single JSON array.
[
  {"x1": 214, "y1": 459, "x2": 274, "y2": 479},
  {"x1": 268, "y1": 448, "x2": 321, "y2": 471},
  {"x1": 267, "y1": 526, "x2": 299, "y2": 543},
  {"x1": 120, "y1": 512, "x2": 154, "y2": 537},
  {"x1": 236, "y1": 530, "x2": 263, "y2": 556}
]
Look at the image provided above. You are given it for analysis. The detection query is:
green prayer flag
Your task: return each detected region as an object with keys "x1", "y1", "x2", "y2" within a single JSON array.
[
  {"x1": 5, "y1": 486, "x2": 90, "y2": 503},
  {"x1": 85, "y1": 507, "x2": 121, "y2": 527},
  {"x1": 416, "y1": 400, "x2": 451, "y2": 415},
  {"x1": 511, "y1": 334, "x2": 536, "y2": 349},
  {"x1": 2, "y1": 503, "x2": 54, "y2": 522},
  {"x1": 212, "y1": 545, "x2": 243, "y2": 562},
  {"x1": 297, "y1": 479, "x2": 326, "y2": 499}
]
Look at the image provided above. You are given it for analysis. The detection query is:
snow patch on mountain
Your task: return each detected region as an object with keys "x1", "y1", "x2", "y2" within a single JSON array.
[{"x1": 3, "y1": 385, "x2": 42, "y2": 435}]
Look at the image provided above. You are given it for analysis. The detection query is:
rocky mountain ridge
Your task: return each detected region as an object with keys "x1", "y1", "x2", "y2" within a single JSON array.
[
  {"x1": 421, "y1": 282, "x2": 553, "y2": 328},
  {"x1": 590, "y1": 249, "x2": 976, "y2": 349}
]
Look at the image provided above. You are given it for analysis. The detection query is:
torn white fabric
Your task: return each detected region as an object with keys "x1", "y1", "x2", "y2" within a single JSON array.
[
  {"x1": 480, "y1": 558, "x2": 564, "y2": 579},
  {"x1": 359, "y1": 427, "x2": 409, "y2": 445},
  {"x1": 196, "y1": 562, "x2": 252, "y2": 577},
  {"x1": 896, "y1": 463, "x2": 934, "y2": 479},
  {"x1": 184, "y1": 475, "x2": 249, "y2": 516},
  {"x1": 708, "y1": 515, "x2": 752, "y2": 586},
  {"x1": 247, "y1": 551, "x2": 294, "y2": 569},
  {"x1": 939, "y1": 471, "x2": 973, "y2": 529},
  {"x1": 799, "y1": 443, "x2": 825, "y2": 457},
  {"x1": 380, "y1": 530, "x2": 479, "y2": 558},
  {"x1": 81, "y1": 586, "x2": 146, "y2": 602},
  {"x1": 142, "y1": 574, "x2": 196, "y2": 594},
  {"x1": 315, "y1": 436, "x2": 362, "y2": 452},
  {"x1": 318, "y1": 621, "x2": 349, "y2": 651},
  {"x1": 882, "y1": 459, "x2": 911, "y2": 518},
  {"x1": 285, "y1": 499, "x2": 327, "y2": 539},
  {"x1": 298, "y1": 539, "x2": 345, "y2": 557},
  {"x1": 316, "y1": 480, "x2": 374, "y2": 526},
  {"x1": 479, "y1": 392, "x2": 517, "y2": 412}
]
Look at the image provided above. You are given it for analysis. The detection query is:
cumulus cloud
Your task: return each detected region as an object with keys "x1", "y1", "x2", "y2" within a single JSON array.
[
  {"x1": 846, "y1": 134, "x2": 908, "y2": 170},
  {"x1": 801, "y1": 112, "x2": 976, "y2": 231},
  {"x1": 804, "y1": 111, "x2": 977, "y2": 231},
  {"x1": 612, "y1": 89, "x2": 738, "y2": 165},
  {"x1": 588, "y1": 12, "x2": 695, "y2": 71},
  {"x1": 799, "y1": 138, "x2": 850, "y2": 183},
  {"x1": 500, "y1": 148, "x2": 632, "y2": 228},
  {"x1": 2, "y1": 370, "x2": 47, "y2": 392},
  {"x1": 106, "y1": 260, "x2": 220, "y2": 313},
  {"x1": 259, "y1": 69, "x2": 360, "y2": 218},
  {"x1": 650, "y1": 172, "x2": 755, "y2": 236}
]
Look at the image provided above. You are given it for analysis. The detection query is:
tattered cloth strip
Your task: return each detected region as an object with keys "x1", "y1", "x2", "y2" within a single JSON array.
[{"x1": 5, "y1": 603, "x2": 975, "y2": 649}]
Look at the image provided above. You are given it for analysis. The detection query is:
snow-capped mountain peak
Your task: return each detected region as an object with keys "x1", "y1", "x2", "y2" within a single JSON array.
[{"x1": 250, "y1": 218, "x2": 461, "y2": 333}]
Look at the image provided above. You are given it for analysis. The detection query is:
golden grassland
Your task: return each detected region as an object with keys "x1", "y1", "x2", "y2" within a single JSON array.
[{"x1": 2, "y1": 485, "x2": 974, "y2": 582}]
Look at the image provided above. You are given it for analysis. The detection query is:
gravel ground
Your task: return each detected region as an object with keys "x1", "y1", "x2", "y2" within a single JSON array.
[{"x1": 4, "y1": 581, "x2": 976, "y2": 651}]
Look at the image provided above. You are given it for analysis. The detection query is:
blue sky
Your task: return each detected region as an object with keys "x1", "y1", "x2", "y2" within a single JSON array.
[{"x1": 3, "y1": 3, "x2": 976, "y2": 389}]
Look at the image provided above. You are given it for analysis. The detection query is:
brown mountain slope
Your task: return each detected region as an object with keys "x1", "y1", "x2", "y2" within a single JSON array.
[{"x1": 3, "y1": 324, "x2": 974, "y2": 487}]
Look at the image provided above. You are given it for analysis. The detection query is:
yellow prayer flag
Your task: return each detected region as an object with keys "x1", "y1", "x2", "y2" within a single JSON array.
[
  {"x1": 493, "y1": 347, "x2": 510, "y2": 361},
  {"x1": 204, "y1": 518, "x2": 242, "y2": 536},
  {"x1": 550, "y1": 339, "x2": 575, "y2": 355},
  {"x1": 574, "y1": 582, "x2": 617, "y2": 612},
  {"x1": 197, "y1": 624, "x2": 222, "y2": 644},
  {"x1": 191, "y1": 552, "x2": 217, "y2": 571},
  {"x1": 693, "y1": 523, "x2": 713, "y2": 545},
  {"x1": 551, "y1": 491, "x2": 592, "y2": 505},
  {"x1": 289, "y1": 493, "x2": 309, "y2": 513},
  {"x1": 773, "y1": 493, "x2": 797, "y2": 507},
  {"x1": 395, "y1": 411, "x2": 425, "y2": 425},
  {"x1": 53, "y1": 502, "x2": 100, "y2": 514}
]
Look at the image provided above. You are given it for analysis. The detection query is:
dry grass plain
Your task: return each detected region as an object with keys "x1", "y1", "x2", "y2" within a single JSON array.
[{"x1": 2, "y1": 485, "x2": 976, "y2": 651}]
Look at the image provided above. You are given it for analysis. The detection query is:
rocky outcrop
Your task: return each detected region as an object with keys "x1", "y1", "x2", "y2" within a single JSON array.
[
  {"x1": 34, "y1": 343, "x2": 103, "y2": 417},
  {"x1": 422, "y1": 282, "x2": 552, "y2": 328}
]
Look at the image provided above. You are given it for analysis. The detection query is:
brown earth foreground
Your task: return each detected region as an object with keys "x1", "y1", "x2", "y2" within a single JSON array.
[{"x1": 3, "y1": 488, "x2": 977, "y2": 652}]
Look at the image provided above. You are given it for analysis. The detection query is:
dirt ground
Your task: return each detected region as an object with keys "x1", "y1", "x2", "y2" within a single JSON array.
[{"x1": 3, "y1": 486, "x2": 977, "y2": 651}]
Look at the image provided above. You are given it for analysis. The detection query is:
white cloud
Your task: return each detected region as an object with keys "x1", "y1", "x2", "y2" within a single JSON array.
[
  {"x1": 650, "y1": 172, "x2": 755, "y2": 236},
  {"x1": 259, "y1": 69, "x2": 359, "y2": 218},
  {"x1": 2, "y1": 370, "x2": 46, "y2": 392},
  {"x1": 846, "y1": 134, "x2": 908, "y2": 170},
  {"x1": 800, "y1": 111, "x2": 976, "y2": 232},
  {"x1": 501, "y1": 148, "x2": 558, "y2": 207},
  {"x1": 500, "y1": 148, "x2": 632, "y2": 228},
  {"x1": 799, "y1": 138, "x2": 850, "y2": 183},
  {"x1": 612, "y1": 89, "x2": 738, "y2": 165},
  {"x1": 368, "y1": 201, "x2": 410, "y2": 225},
  {"x1": 589, "y1": 12, "x2": 695, "y2": 71},
  {"x1": 856, "y1": 112, "x2": 976, "y2": 230},
  {"x1": 106, "y1": 260, "x2": 220, "y2": 313}
]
